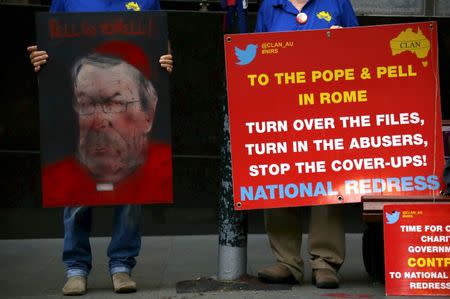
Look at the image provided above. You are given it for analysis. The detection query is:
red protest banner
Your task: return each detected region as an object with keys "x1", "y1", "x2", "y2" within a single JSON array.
[
  {"x1": 384, "y1": 204, "x2": 450, "y2": 296},
  {"x1": 224, "y1": 21, "x2": 445, "y2": 210}
]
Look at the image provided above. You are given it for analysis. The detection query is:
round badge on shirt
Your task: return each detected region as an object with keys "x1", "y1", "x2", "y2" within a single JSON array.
[{"x1": 296, "y1": 12, "x2": 308, "y2": 24}]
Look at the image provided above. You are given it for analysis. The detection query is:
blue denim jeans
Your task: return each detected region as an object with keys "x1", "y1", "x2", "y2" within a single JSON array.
[{"x1": 62, "y1": 205, "x2": 142, "y2": 278}]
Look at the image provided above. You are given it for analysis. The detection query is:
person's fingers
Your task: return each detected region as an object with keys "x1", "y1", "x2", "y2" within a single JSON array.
[
  {"x1": 330, "y1": 25, "x2": 343, "y2": 29},
  {"x1": 160, "y1": 54, "x2": 172, "y2": 60},
  {"x1": 30, "y1": 51, "x2": 47, "y2": 60},
  {"x1": 30, "y1": 50, "x2": 47, "y2": 58},
  {"x1": 159, "y1": 54, "x2": 173, "y2": 64},
  {"x1": 31, "y1": 55, "x2": 48, "y2": 68},
  {"x1": 33, "y1": 58, "x2": 47, "y2": 68},
  {"x1": 31, "y1": 53, "x2": 48, "y2": 64},
  {"x1": 27, "y1": 45, "x2": 38, "y2": 53},
  {"x1": 159, "y1": 54, "x2": 173, "y2": 74},
  {"x1": 160, "y1": 60, "x2": 173, "y2": 66},
  {"x1": 160, "y1": 61, "x2": 173, "y2": 68},
  {"x1": 161, "y1": 61, "x2": 173, "y2": 67},
  {"x1": 28, "y1": 46, "x2": 47, "y2": 72},
  {"x1": 160, "y1": 63, "x2": 173, "y2": 73}
]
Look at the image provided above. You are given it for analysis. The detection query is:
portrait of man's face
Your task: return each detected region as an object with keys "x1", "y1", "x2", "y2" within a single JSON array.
[
  {"x1": 72, "y1": 55, "x2": 158, "y2": 183},
  {"x1": 37, "y1": 14, "x2": 173, "y2": 207}
]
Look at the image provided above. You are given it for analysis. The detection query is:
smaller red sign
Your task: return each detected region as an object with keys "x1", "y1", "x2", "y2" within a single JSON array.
[{"x1": 384, "y1": 204, "x2": 450, "y2": 296}]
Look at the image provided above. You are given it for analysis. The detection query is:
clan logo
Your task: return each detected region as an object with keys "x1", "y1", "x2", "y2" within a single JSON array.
[{"x1": 390, "y1": 27, "x2": 431, "y2": 67}]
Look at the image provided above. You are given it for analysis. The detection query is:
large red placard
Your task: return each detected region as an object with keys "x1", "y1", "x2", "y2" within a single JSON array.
[
  {"x1": 224, "y1": 22, "x2": 445, "y2": 210},
  {"x1": 384, "y1": 204, "x2": 450, "y2": 296}
]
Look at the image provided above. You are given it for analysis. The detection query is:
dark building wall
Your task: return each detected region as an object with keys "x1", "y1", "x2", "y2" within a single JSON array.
[{"x1": 0, "y1": 4, "x2": 449, "y2": 238}]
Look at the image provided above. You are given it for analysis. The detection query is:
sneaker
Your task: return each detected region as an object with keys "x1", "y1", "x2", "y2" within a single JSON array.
[
  {"x1": 112, "y1": 272, "x2": 137, "y2": 293},
  {"x1": 62, "y1": 276, "x2": 87, "y2": 296},
  {"x1": 257, "y1": 264, "x2": 297, "y2": 284},
  {"x1": 312, "y1": 269, "x2": 339, "y2": 289}
]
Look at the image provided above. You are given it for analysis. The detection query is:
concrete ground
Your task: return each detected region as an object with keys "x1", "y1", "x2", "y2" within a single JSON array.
[{"x1": 0, "y1": 234, "x2": 440, "y2": 298}]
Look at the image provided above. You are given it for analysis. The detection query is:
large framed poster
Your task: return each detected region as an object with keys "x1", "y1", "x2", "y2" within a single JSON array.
[
  {"x1": 224, "y1": 22, "x2": 445, "y2": 210},
  {"x1": 36, "y1": 12, "x2": 173, "y2": 207}
]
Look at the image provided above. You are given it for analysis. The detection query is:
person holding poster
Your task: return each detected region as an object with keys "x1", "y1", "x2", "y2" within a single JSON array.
[
  {"x1": 254, "y1": 0, "x2": 358, "y2": 289},
  {"x1": 27, "y1": 1, "x2": 173, "y2": 296}
]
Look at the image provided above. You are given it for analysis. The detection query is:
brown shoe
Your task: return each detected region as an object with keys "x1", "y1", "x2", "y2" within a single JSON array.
[
  {"x1": 62, "y1": 276, "x2": 87, "y2": 296},
  {"x1": 112, "y1": 272, "x2": 137, "y2": 293},
  {"x1": 257, "y1": 264, "x2": 297, "y2": 284},
  {"x1": 312, "y1": 269, "x2": 339, "y2": 289}
]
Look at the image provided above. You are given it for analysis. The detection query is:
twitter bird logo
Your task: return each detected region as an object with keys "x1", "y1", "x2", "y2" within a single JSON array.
[
  {"x1": 386, "y1": 211, "x2": 400, "y2": 224},
  {"x1": 235, "y1": 44, "x2": 258, "y2": 65}
]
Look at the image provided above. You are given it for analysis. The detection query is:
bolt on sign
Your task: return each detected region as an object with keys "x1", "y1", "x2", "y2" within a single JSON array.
[{"x1": 224, "y1": 21, "x2": 445, "y2": 210}]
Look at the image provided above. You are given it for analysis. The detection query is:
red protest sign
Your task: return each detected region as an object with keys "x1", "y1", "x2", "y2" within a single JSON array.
[
  {"x1": 383, "y1": 204, "x2": 450, "y2": 296},
  {"x1": 224, "y1": 22, "x2": 445, "y2": 210}
]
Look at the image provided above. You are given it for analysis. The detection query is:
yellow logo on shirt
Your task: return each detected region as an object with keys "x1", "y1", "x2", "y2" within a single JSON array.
[
  {"x1": 317, "y1": 11, "x2": 332, "y2": 22},
  {"x1": 126, "y1": 1, "x2": 141, "y2": 11}
]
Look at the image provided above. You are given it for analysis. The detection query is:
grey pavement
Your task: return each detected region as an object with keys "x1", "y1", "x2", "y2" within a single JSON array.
[{"x1": 0, "y1": 234, "x2": 438, "y2": 298}]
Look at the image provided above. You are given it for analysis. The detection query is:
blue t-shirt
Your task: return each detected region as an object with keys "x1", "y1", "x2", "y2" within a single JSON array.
[
  {"x1": 255, "y1": 0, "x2": 358, "y2": 32},
  {"x1": 50, "y1": 0, "x2": 160, "y2": 12}
]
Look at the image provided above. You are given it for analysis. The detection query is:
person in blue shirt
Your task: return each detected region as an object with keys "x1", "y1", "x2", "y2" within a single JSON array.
[
  {"x1": 254, "y1": 0, "x2": 358, "y2": 289},
  {"x1": 27, "y1": 0, "x2": 173, "y2": 295}
]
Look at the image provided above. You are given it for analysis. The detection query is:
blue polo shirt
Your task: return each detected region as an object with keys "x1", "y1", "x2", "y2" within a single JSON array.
[
  {"x1": 255, "y1": 0, "x2": 358, "y2": 32},
  {"x1": 50, "y1": 0, "x2": 160, "y2": 12}
]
